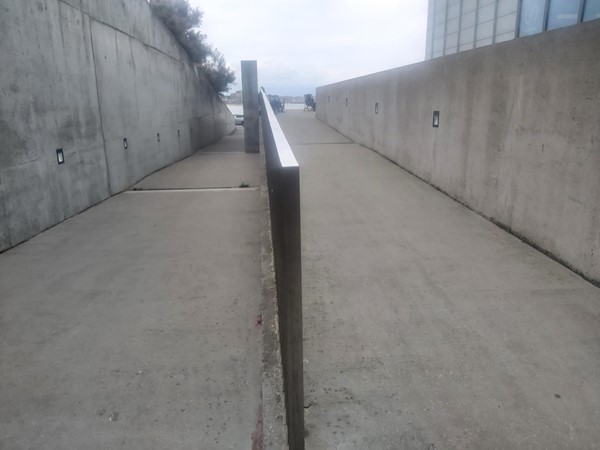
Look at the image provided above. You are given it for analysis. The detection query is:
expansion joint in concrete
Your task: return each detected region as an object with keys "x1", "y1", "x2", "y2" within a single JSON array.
[
  {"x1": 126, "y1": 187, "x2": 260, "y2": 193},
  {"x1": 57, "y1": 0, "x2": 185, "y2": 66},
  {"x1": 291, "y1": 141, "x2": 352, "y2": 146},
  {"x1": 88, "y1": 17, "x2": 112, "y2": 197},
  {"x1": 0, "y1": 174, "x2": 13, "y2": 247}
]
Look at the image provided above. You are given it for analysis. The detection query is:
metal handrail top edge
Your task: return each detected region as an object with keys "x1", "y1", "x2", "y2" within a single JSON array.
[{"x1": 260, "y1": 89, "x2": 298, "y2": 168}]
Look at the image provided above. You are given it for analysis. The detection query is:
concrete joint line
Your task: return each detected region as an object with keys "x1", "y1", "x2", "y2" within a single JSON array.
[
  {"x1": 126, "y1": 187, "x2": 259, "y2": 193},
  {"x1": 198, "y1": 151, "x2": 246, "y2": 154},
  {"x1": 0, "y1": 175, "x2": 12, "y2": 246},
  {"x1": 90, "y1": 18, "x2": 184, "y2": 65},
  {"x1": 60, "y1": 1, "x2": 185, "y2": 66},
  {"x1": 88, "y1": 16, "x2": 112, "y2": 197},
  {"x1": 291, "y1": 142, "x2": 352, "y2": 146}
]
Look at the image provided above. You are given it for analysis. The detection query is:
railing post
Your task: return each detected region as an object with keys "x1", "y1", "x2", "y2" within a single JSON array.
[{"x1": 241, "y1": 60, "x2": 259, "y2": 153}]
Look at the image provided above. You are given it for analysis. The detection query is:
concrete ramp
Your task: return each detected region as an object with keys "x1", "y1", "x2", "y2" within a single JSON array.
[
  {"x1": 0, "y1": 130, "x2": 263, "y2": 448},
  {"x1": 134, "y1": 129, "x2": 260, "y2": 190},
  {"x1": 278, "y1": 110, "x2": 600, "y2": 449}
]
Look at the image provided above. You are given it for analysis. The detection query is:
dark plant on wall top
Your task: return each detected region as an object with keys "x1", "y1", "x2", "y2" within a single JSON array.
[
  {"x1": 202, "y1": 48, "x2": 236, "y2": 94},
  {"x1": 148, "y1": 0, "x2": 235, "y2": 93}
]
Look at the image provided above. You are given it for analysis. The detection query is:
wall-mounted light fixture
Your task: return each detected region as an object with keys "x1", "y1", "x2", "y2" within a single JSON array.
[
  {"x1": 157, "y1": 133, "x2": 160, "y2": 142},
  {"x1": 56, "y1": 148, "x2": 65, "y2": 165},
  {"x1": 177, "y1": 129, "x2": 180, "y2": 138},
  {"x1": 375, "y1": 102, "x2": 379, "y2": 114},
  {"x1": 432, "y1": 110, "x2": 440, "y2": 128},
  {"x1": 123, "y1": 138, "x2": 128, "y2": 149}
]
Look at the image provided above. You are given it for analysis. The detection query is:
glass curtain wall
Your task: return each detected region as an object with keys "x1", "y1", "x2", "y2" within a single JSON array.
[
  {"x1": 518, "y1": 0, "x2": 598, "y2": 36},
  {"x1": 428, "y1": 0, "x2": 518, "y2": 58},
  {"x1": 583, "y1": 0, "x2": 600, "y2": 21},
  {"x1": 426, "y1": 0, "x2": 599, "y2": 59}
]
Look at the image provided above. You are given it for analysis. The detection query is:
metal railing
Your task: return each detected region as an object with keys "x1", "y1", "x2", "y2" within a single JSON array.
[{"x1": 259, "y1": 88, "x2": 304, "y2": 450}]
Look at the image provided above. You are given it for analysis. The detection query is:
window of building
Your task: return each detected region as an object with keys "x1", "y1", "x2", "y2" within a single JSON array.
[
  {"x1": 495, "y1": 0, "x2": 518, "y2": 42},
  {"x1": 425, "y1": 0, "x2": 435, "y2": 58},
  {"x1": 478, "y1": 1, "x2": 496, "y2": 23},
  {"x1": 547, "y1": 0, "x2": 580, "y2": 30},
  {"x1": 462, "y1": 0, "x2": 477, "y2": 12},
  {"x1": 497, "y1": 0, "x2": 519, "y2": 17},
  {"x1": 496, "y1": 13, "x2": 518, "y2": 36},
  {"x1": 583, "y1": 0, "x2": 600, "y2": 21},
  {"x1": 459, "y1": 26, "x2": 476, "y2": 50},
  {"x1": 475, "y1": 0, "x2": 496, "y2": 47},
  {"x1": 433, "y1": 12, "x2": 446, "y2": 54},
  {"x1": 433, "y1": 35, "x2": 444, "y2": 56},
  {"x1": 476, "y1": 20, "x2": 495, "y2": 43},
  {"x1": 461, "y1": 9, "x2": 477, "y2": 28},
  {"x1": 447, "y1": 0, "x2": 461, "y2": 20},
  {"x1": 519, "y1": 0, "x2": 546, "y2": 36},
  {"x1": 459, "y1": 0, "x2": 477, "y2": 51}
]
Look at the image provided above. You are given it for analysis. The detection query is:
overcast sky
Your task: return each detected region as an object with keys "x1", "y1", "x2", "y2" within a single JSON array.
[{"x1": 190, "y1": 0, "x2": 429, "y2": 96}]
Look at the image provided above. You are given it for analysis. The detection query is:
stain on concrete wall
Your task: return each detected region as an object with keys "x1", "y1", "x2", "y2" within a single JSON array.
[
  {"x1": 317, "y1": 21, "x2": 600, "y2": 284},
  {"x1": 0, "y1": 0, "x2": 234, "y2": 252}
]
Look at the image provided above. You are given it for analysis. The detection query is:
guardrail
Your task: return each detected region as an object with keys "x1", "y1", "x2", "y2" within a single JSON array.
[{"x1": 259, "y1": 88, "x2": 304, "y2": 450}]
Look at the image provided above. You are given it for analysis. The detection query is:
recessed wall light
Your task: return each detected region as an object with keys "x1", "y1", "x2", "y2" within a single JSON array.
[
  {"x1": 157, "y1": 133, "x2": 160, "y2": 142},
  {"x1": 56, "y1": 148, "x2": 64, "y2": 164},
  {"x1": 432, "y1": 111, "x2": 440, "y2": 128},
  {"x1": 375, "y1": 102, "x2": 379, "y2": 114},
  {"x1": 123, "y1": 138, "x2": 128, "y2": 149}
]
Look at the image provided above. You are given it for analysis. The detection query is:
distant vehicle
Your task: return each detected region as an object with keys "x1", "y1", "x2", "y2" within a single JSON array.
[
  {"x1": 234, "y1": 114, "x2": 244, "y2": 126},
  {"x1": 267, "y1": 94, "x2": 284, "y2": 114},
  {"x1": 304, "y1": 94, "x2": 316, "y2": 111}
]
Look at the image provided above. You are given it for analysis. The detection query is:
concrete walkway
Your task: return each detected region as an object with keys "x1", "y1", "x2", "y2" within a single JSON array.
[
  {"x1": 278, "y1": 111, "x2": 600, "y2": 449},
  {"x1": 0, "y1": 127, "x2": 263, "y2": 449}
]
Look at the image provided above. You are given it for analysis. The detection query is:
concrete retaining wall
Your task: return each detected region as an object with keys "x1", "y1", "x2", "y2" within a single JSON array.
[
  {"x1": 0, "y1": 0, "x2": 234, "y2": 251},
  {"x1": 316, "y1": 21, "x2": 600, "y2": 284}
]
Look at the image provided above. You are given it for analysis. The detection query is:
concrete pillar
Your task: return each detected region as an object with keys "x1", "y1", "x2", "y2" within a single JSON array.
[{"x1": 241, "y1": 60, "x2": 259, "y2": 153}]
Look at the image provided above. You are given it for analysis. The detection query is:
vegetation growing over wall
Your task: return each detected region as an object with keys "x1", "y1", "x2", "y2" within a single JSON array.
[{"x1": 149, "y1": 0, "x2": 235, "y2": 93}]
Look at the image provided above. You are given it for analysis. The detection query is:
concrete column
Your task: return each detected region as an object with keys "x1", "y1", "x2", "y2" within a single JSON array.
[{"x1": 241, "y1": 60, "x2": 259, "y2": 153}]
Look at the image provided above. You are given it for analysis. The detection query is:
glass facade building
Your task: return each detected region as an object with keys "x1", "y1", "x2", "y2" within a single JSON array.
[{"x1": 426, "y1": 0, "x2": 600, "y2": 59}]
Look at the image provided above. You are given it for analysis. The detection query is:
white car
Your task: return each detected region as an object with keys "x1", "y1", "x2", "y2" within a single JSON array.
[{"x1": 234, "y1": 114, "x2": 244, "y2": 126}]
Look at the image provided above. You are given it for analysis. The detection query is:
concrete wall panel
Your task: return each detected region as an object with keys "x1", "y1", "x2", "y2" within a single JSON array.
[
  {"x1": 0, "y1": 0, "x2": 234, "y2": 251},
  {"x1": 82, "y1": 0, "x2": 184, "y2": 61},
  {"x1": 317, "y1": 21, "x2": 600, "y2": 283},
  {"x1": 0, "y1": 0, "x2": 109, "y2": 249}
]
